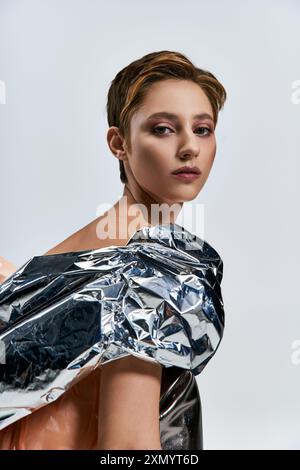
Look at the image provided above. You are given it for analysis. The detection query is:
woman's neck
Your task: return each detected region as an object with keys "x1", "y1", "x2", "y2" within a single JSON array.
[{"x1": 119, "y1": 184, "x2": 182, "y2": 227}]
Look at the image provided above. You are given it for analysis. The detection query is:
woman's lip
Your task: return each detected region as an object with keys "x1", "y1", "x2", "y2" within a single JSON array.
[{"x1": 171, "y1": 172, "x2": 201, "y2": 182}]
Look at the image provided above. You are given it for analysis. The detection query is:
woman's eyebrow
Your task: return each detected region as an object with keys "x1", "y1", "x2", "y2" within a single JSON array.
[{"x1": 145, "y1": 112, "x2": 214, "y2": 122}]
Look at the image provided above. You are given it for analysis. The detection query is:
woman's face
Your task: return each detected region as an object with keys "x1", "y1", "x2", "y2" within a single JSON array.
[{"x1": 114, "y1": 79, "x2": 217, "y2": 205}]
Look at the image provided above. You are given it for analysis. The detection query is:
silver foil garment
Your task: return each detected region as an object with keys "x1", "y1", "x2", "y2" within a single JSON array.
[{"x1": 0, "y1": 222, "x2": 225, "y2": 450}]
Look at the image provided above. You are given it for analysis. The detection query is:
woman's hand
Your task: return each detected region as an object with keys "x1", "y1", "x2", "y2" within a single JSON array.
[{"x1": 0, "y1": 256, "x2": 17, "y2": 283}]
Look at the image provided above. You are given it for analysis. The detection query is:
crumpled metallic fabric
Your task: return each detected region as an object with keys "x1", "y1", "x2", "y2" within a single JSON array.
[{"x1": 0, "y1": 223, "x2": 225, "y2": 450}]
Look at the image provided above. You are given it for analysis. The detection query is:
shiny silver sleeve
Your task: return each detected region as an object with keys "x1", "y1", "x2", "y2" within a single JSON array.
[{"x1": 0, "y1": 223, "x2": 225, "y2": 430}]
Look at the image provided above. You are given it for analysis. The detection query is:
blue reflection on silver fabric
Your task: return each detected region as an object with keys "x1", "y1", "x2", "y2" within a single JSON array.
[{"x1": 0, "y1": 223, "x2": 225, "y2": 449}]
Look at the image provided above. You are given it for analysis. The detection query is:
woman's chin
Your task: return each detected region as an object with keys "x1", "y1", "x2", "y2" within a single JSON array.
[{"x1": 163, "y1": 188, "x2": 201, "y2": 203}]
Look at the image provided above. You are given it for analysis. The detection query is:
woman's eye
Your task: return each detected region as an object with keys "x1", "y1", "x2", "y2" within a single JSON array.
[
  {"x1": 196, "y1": 127, "x2": 212, "y2": 136},
  {"x1": 152, "y1": 126, "x2": 212, "y2": 136},
  {"x1": 152, "y1": 126, "x2": 172, "y2": 135}
]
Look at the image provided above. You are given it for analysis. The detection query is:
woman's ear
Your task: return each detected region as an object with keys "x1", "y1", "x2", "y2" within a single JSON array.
[{"x1": 106, "y1": 127, "x2": 128, "y2": 162}]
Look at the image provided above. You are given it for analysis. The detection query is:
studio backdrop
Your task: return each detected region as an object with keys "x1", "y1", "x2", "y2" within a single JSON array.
[{"x1": 0, "y1": 0, "x2": 299, "y2": 450}]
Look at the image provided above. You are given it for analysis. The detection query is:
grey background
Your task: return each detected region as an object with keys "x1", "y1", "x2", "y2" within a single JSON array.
[{"x1": 1, "y1": 0, "x2": 300, "y2": 449}]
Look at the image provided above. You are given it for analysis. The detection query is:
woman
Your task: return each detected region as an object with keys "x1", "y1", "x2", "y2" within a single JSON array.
[{"x1": 0, "y1": 50, "x2": 226, "y2": 450}]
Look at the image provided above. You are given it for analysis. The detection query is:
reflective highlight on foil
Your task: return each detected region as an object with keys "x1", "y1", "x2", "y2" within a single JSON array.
[{"x1": 0, "y1": 223, "x2": 225, "y2": 450}]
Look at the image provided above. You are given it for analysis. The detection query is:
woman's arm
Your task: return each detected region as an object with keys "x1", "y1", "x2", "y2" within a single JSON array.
[
  {"x1": 0, "y1": 256, "x2": 17, "y2": 283},
  {"x1": 97, "y1": 355, "x2": 163, "y2": 450}
]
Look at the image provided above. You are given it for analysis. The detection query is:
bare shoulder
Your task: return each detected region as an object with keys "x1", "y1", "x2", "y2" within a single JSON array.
[
  {"x1": 42, "y1": 201, "x2": 143, "y2": 257},
  {"x1": 42, "y1": 227, "x2": 87, "y2": 256},
  {"x1": 42, "y1": 214, "x2": 112, "y2": 256},
  {"x1": 0, "y1": 256, "x2": 18, "y2": 282},
  {"x1": 98, "y1": 355, "x2": 163, "y2": 450}
]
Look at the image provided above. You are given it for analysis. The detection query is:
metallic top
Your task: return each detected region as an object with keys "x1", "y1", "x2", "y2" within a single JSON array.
[{"x1": 0, "y1": 223, "x2": 225, "y2": 450}]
